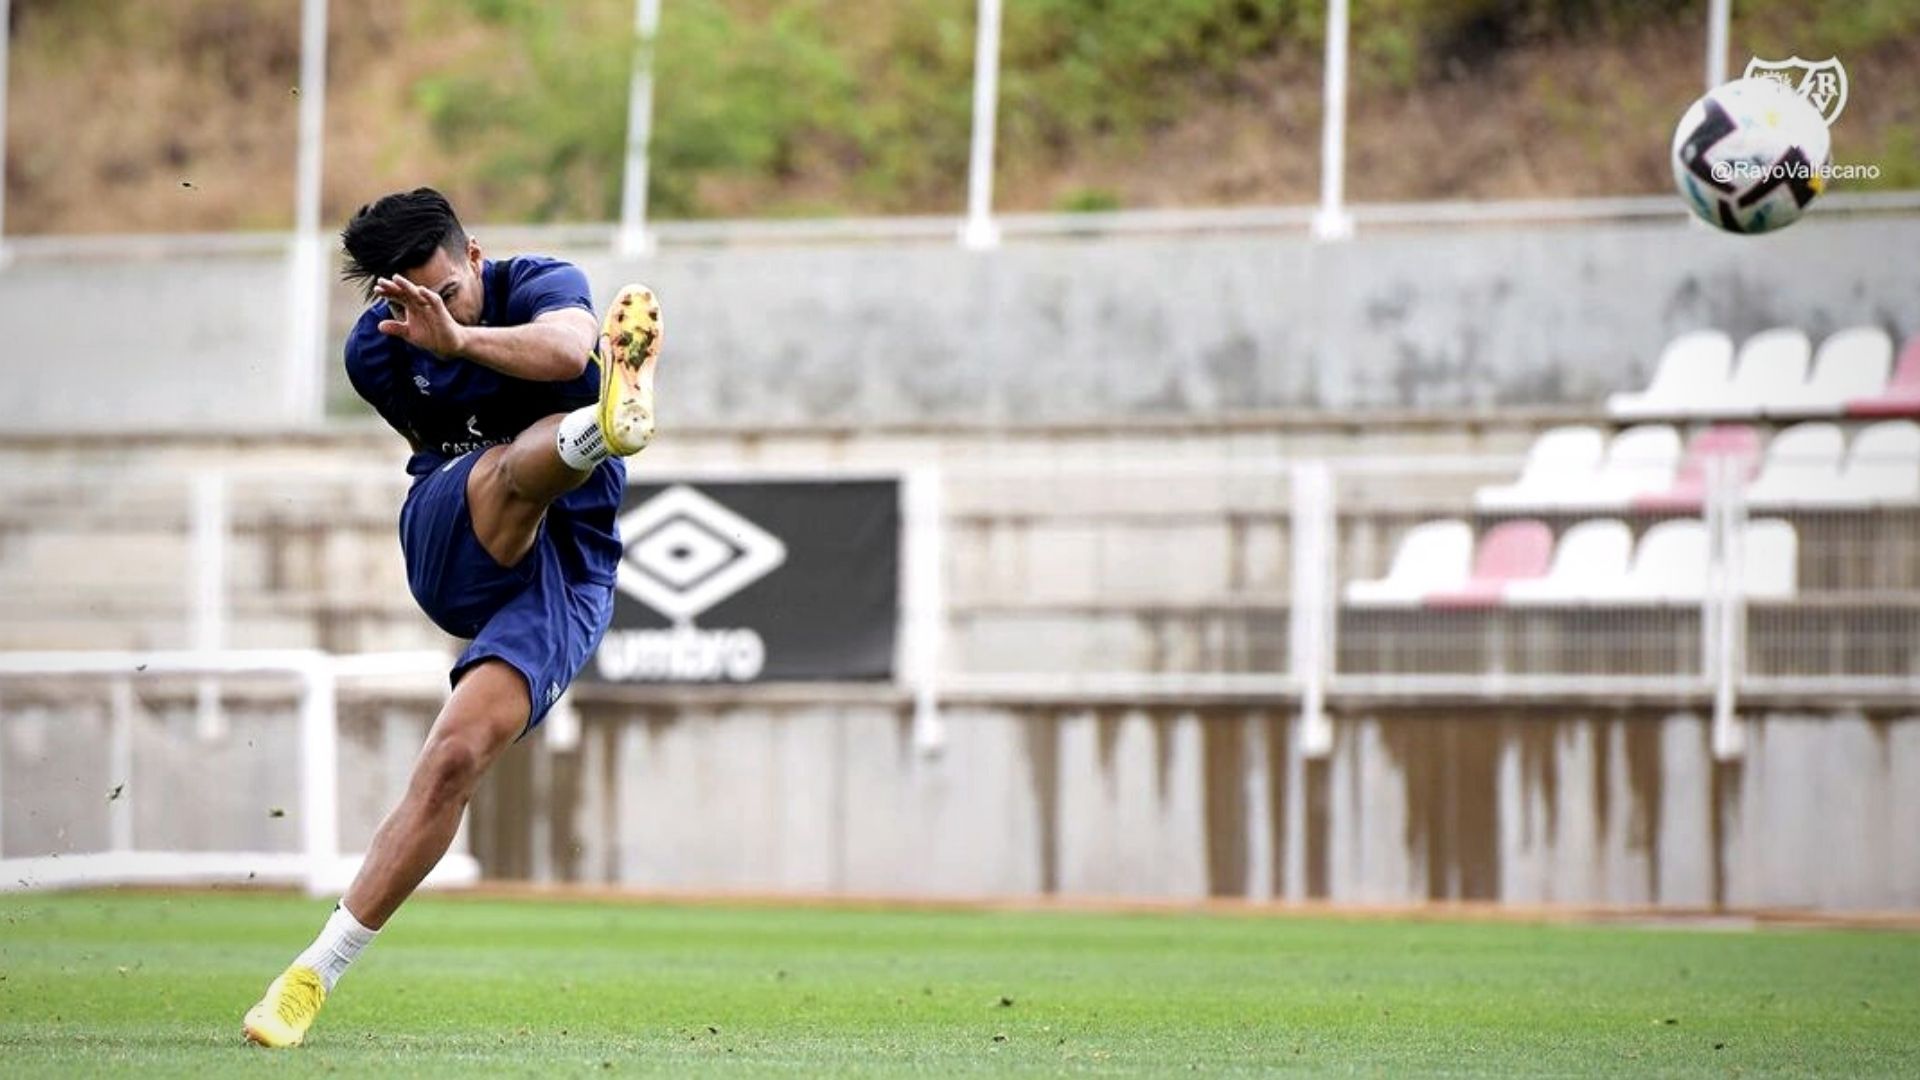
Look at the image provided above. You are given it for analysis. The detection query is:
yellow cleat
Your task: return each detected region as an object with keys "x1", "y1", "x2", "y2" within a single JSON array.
[
  {"x1": 242, "y1": 964, "x2": 326, "y2": 1048},
  {"x1": 596, "y1": 283, "x2": 664, "y2": 456}
]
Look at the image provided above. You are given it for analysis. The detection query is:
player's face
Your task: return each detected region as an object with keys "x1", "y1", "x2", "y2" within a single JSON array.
[{"x1": 398, "y1": 239, "x2": 486, "y2": 326}]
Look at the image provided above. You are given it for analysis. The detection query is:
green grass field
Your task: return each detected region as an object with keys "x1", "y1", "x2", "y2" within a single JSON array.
[{"x1": 2, "y1": 891, "x2": 1917, "y2": 1077}]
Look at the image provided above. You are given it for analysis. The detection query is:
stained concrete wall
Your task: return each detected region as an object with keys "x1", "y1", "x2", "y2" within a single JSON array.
[
  {"x1": 3, "y1": 212, "x2": 1917, "y2": 432},
  {"x1": 461, "y1": 703, "x2": 1920, "y2": 911},
  {"x1": 6, "y1": 693, "x2": 1917, "y2": 911},
  {"x1": 565, "y1": 213, "x2": 1920, "y2": 422}
]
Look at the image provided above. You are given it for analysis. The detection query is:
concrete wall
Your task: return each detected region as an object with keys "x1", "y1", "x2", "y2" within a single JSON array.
[
  {"x1": 5, "y1": 680, "x2": 1917, "y2": 910},
  {"x1": 3, "y1": 212, "x2": 1916, "y2": 432},
  {"x1": 458, "y1": 702, "x2": 1920, "y2": 911},
  {"x1": 562, "y1": 215, "x2": 1920, "y2": 425}
]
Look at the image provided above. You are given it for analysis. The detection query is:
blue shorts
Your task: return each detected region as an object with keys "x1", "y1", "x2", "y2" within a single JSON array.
[{"x1": 399, "y1": 449, "x2": 627, "y2": 731}]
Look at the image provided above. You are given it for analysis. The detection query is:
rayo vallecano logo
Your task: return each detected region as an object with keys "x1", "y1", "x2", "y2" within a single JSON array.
[
  {"x1": 1744, "y1": 55, "x2": 1848, "y2": 125},
  {"x1": 596, "y1": 485, "x2": 787, "y2": 683}
]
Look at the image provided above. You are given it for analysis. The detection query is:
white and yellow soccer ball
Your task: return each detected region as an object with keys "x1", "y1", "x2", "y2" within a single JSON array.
[{"x1": 1671, "y1": 76, "x2": 1832, "y2": 235}]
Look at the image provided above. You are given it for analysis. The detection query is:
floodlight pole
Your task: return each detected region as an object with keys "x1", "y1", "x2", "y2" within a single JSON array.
[
  {"x1": 961, "y1": 0, "x2": 1003, "y2": 250},
  {"x1": 287, "y1": 0, "x2": 330, "y2": 425},
  {"x1": 0, "y1": 0, "x2": 10, "y2": 268},
  {"x1": 1705, "y1": 0, "x2": 1731, "y2": 90},
  {"x1": 1312, "y1": 0, "x2": 1354, "y2": 241},
  {"x1": 617, "y1": 0, "x2": 663, "y2": 258}
]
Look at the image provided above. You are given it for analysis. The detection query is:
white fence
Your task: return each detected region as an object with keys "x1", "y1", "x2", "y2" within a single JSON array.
[{"x1": 0, "y1": 649, "x2": 471, "y2": 895}]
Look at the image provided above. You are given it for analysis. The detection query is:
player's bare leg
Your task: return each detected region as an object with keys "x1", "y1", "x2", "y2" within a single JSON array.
[
  {"x1": 243, "y1": 662, "x2": 525, "y2": 1047},
  {"x1": 342, "y1": 660, "x2": 528, "y2": 926},
  {"x1": 467, "y1": 283, "x2": 663, "y2": 569}
]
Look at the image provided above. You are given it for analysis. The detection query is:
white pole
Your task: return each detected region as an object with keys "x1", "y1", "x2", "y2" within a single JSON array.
[
  {"x1": 1705, "y1": 0, "x2": 1731, "y2": 90},
  {"x1": 1312, "y1": 0, "x2": 1354, "y2": 241},
  {"x1": 960, "y1": 0, "x2": 1003, "y2": 250},
  {"x1": 0, "y1": 0, "x2": 12, "y2": 267},
  {"x1": 1290, "y1": 462, "x2": 1335, "y2": 757},
  {"x1": 300, "y1": 661, "x2": 340, "y2": 896},
  {"x1": 191, "y1": 472, "x2": 229, "y2": 741},
  {"x1": 1710, "y1": 459, "x2": 1746, "y2": 761},
  {"x1": 287, "y1": 0, "x2": 330, "y2": 424},
  {"x1": 617, "y1": 0, "x2": 663, "y2": 258},
  {"x1": 109, "y1": 679, "x2": 136, "y2": 852},
  {"x1": 907, "y1": 469, "x2": 948, "y2": 754}
]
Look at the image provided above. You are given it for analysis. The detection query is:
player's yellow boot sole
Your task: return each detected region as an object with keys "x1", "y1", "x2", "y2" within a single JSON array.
[
  {"x1": 597, "y1": 284, "x2": 663, "y2": 457},
  {"x1": 242, "y1": 964, "x2": 327, "y2": 1048}
]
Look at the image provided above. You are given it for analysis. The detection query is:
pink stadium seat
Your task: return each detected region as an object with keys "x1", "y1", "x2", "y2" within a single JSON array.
[
  {"x1": 1847, "y1": 333, "x2": 1920, "y2": 417},
  {"x1": 1426, "y1": 520, "x2": 1553, "y2": 608},
  {"x1": 1633, "y1": 424, "x2": 1763, "y2": 511}
]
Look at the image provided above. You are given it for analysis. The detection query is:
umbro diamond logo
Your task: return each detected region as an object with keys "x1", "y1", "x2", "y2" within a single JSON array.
[{"x1": 615, "y1": 486, "x2": 787, "y2": 622}]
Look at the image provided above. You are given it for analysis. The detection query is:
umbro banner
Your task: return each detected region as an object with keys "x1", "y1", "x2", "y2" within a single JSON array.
[{"x1": 588, "y1": 479, "x2": 900, "y2": 683}]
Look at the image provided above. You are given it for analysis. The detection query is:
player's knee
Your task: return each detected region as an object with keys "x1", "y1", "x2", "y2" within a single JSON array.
[
  {"x1": 415, "y1": 735, "x2": 487, "y2": 809},
  {"x1": 487, "y1": 453, "x2": 541, "y2": 504}
]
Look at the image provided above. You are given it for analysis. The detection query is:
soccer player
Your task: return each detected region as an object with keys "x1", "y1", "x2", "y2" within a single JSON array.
[{"x1": 242, "y1": 188, "x2": 661, "y2": 1048}]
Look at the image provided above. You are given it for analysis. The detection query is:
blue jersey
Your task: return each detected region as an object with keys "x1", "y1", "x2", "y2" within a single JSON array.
[{"x1": 345, "y1": 255, "x2": 600, "y2": 475}]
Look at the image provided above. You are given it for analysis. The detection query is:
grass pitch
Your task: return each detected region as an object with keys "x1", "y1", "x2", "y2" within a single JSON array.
[{"x1": 1, "y1": 891, "x2": 1916, "y2": 1077}]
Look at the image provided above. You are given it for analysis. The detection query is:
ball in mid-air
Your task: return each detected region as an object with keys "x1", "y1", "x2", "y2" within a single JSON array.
[{"x1": 1671, "y1": 77, "x2": 1832, "y2": 235}]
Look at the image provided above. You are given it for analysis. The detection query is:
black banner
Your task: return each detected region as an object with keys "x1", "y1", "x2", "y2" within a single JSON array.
[{"x1": 589, "y1": 479, "x2": 899, "y2": 683}]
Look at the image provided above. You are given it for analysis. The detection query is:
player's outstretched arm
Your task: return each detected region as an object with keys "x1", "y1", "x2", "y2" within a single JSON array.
[{"x1": 373, "y1": 274, "x2": 596, "y2": 382}]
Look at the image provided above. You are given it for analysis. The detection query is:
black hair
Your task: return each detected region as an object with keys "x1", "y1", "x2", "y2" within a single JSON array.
[{"x1": 339, "y1": 187, "x2": 469, "y2": 298}]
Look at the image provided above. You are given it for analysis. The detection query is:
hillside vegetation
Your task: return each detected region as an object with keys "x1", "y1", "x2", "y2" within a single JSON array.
[{"x1": 5, "y1": 0, "x2": 1916, "y2": 233}]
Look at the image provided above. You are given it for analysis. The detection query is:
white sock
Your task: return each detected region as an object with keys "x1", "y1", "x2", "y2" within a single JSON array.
[
  {"x1": 293, "y1": 901, "x2": 378, "y2": 993},
  {"x1": 555, "y1": 406, "x2": 609, "y2": 471}
]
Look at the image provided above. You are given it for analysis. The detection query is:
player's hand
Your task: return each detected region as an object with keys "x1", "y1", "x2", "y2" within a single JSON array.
[{"x1": 373, "y1": 276, "x2": 468, "y2": 358}]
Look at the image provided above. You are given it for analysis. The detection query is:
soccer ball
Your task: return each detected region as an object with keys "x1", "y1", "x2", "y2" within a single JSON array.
[{"x1": 1671, "y1": 77, "x2": 1832, "y2": 235}]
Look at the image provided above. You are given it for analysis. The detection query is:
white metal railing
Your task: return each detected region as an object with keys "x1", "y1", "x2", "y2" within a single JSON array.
[{"x1": 0, "y1": 649, "x2": 463, "y2": 895}]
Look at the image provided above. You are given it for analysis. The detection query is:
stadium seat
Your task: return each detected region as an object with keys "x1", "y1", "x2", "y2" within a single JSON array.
[
  {"x1": 1425, "y1": 519, "x2": 1553, "y2": 607},
  {"x1": 1558, "y1": 424, "x2": 1680, "y2": 508},
  {"x1": 1610, "y1": 520, "x2": 1709, "y2": 602},
  {"x1": 1606, "y1": 330, "x2": 1733, "y2": 419},
  {"x1": 1744, "y1": 422, "x2": 1845, "y2": 508},
  {"x1": 1344, "y1": 519, "x2": 1473, "y2": 606},
  {"x1": 1768, "y1": 327, "x2": 1893, "y2": 417},
  {"x1": 1847, "y1": 333, "x2": 1920, "y2": 417},
  {"x1": 1473, "y1": 426, "x2": 1606, "y2": 510},
  {"x1": 1834, "y1": 420, "x2": 1920, "y2": 504},
  {"x1": 1699, "y1": 328, "x2": 1810, "y2": 417},
  {"x1": 1741, "y1": 519, "x2": 1798, "y2": 599},
  {"x1": 1633, "y1": 424, "x2": 1763, "y2": 510},
  {"x1": 1503, "y1": 519, "x2": 1634, "y2": 605}
]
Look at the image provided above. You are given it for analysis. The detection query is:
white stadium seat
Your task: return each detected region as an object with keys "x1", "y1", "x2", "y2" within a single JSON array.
[
  {"x1": 1606, "y1": 330, "x2": 1733, "y2": 419},
  {"x1": 1744, "y1": 422, "x2": 1845, "y2": 508},
  {"x1": 1741, "y1": 519, "x2": 1798, "y2": 599},
  {"x1": 1474, "y1": 425, "x2": 1606, "y2": 510},
  {"x1": 1344, "y1": 519, "x2": 1473, "y2": 606},
  {"x1": 1568, "y1": 424, "x2": 1681, "y2": 508},
  {"x1": 1700, "y1": 327, "x2": 1810, "y2": 417},
  {"x1": 1503, "y1": 519, "x2": 1633, "y2": 605},
  {"x1": 1609, "y1": 520, "x2": 1709, "y2": 602},
  {"x1": 1768, "y1": 327, "x2": 1893, "y2": 417},
  {"x1": 1835, "y1": 420, "x2": 1920, "y2": 504}
]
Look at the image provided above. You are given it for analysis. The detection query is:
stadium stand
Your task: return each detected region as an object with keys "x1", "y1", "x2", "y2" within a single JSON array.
[
  {"x1": 1473, "y1": 425, "x2": 1606, "y2": 510},
  {"x1": 1425, "y1": 519, "x2": 1553, "y2": 607},
  {"x1": 1742, "y1": 518, "x2": 1799, "y2": 600},
  {"x1": 1502, "y1": 519, "x2": 1635, "y2": 605},
  {"x1": 1605, "y1": 330, "x2": 1733, "y2": 419},
  {"x1": 1838, "y1": 419, "x2": 1920, "y2": 504},
  {"x1": 1847, "y1": 335, "x2": 1920, "y2": 416},
  {"x1": 1772, "y1": 327, "x2": 1893, "y2": 417},
  {"x1": 1744, "y1": 422, "x2": 1846, "y2": 508},
  {"x1": 1633, "y1": 423, "x2": 1763, "y2": 510},
  {"x1": 1710, "y1": 328, "x2": 1812, "y2": 418},
  {"x1": 1587, "y1": 424, "x2": 1682, "y2": 507},
  {"x1": 1343, "y1": 519, "x2": 1473, "y2": 606}
]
